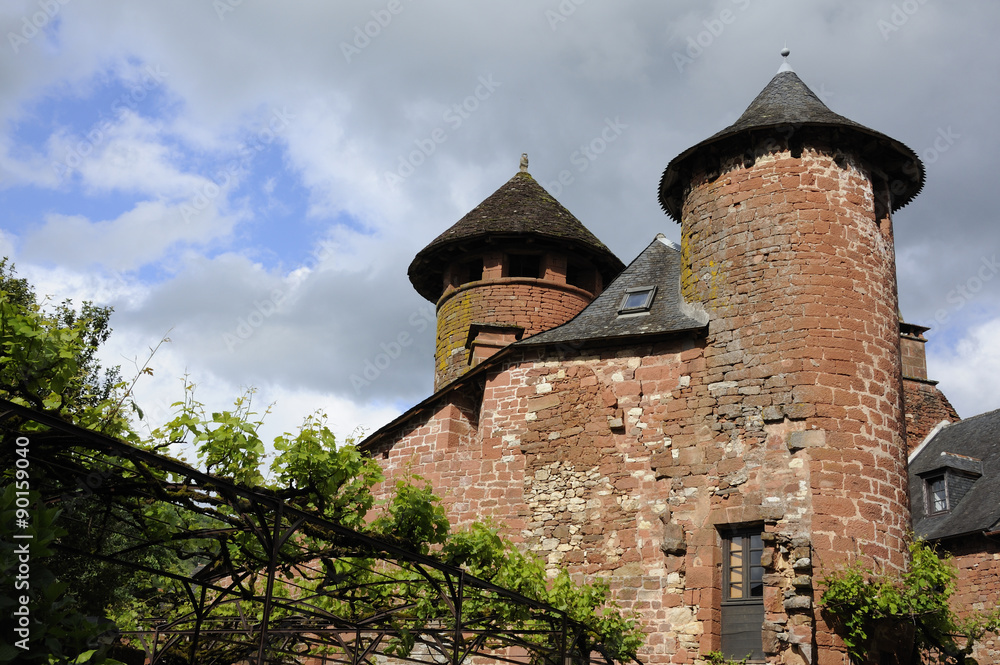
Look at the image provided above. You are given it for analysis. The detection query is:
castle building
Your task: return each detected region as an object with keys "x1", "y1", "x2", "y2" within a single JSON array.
[{"x1": 359, "y1": 55, "x2": 998, "y2": 664}]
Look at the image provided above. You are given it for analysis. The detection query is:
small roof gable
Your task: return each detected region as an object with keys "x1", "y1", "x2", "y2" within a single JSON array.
[
  {"x1": 408, "y1": 171, "x2": 623, "y2": 302},
  {"x1": 910, "y1": 407, "x2": 1000, "y2": 540},
  {"x1": 518, "y1": 235, "x2": 708, "y2": 348},
  {"x1": 659, "y1": 69, "x2": 925, "y2": 220}
]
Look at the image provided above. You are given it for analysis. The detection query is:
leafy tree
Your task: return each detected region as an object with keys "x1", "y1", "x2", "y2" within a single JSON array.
[
  {"x1": 820, "y1": 540, "x2": 1000, "y2": 664},
  {"x1": 0, "y1": 259, "x2": 132, "y2": 437}
]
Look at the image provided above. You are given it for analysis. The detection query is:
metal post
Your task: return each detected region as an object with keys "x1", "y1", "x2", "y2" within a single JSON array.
[
  {"x1": 256, "y1": 504, "x2": 283, "y2": 664},
  {"x1": 452, "y1": 571, "x2": 464, "y2": 665}
]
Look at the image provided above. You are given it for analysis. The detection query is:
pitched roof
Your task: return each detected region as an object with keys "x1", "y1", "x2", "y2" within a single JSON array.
[
  {"x1": 518, "y1": 235, "x2": 707, "y2": 348},
  {"x1": 909, "y1": 408, "x2": 1000, "y2": 540},
  {"x1": 408, "y1": 171, "x2": 624, "y2": 302},
  {"x1": 659, "y1": 69, "x2": 925, "y2": 220}
]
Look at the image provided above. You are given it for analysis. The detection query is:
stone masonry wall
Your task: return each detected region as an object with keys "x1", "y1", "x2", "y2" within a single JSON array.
[
  {"x1": 367, "y1": 332, "x2": 838, "y2": 665},
  {"x1": 370, "y1": 340, "x2": 700, "y2": 664},
  {"x1": 902, "y1": 379, "x2": 960, "y2": 452},
  {"x1": 434, "y1": 279, "x2": 592, "y2": 390},
  {"x1": 678, "y1": 146, "x2": 910, "y2": 664},
  {"x1": 944, "y1": 536, "x2": 1000, "y2": 663}
]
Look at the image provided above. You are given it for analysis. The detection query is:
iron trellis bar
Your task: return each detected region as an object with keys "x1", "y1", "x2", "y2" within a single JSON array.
[
  {"x1": 453, "y1": 570, "x2": 464, "y2": 665},
  {"x1": 0, "y1": 398, "x2": 624, "y2": 665},
  {"x1": 256, "y1": 502, "x2": 283, "y2": 665}
]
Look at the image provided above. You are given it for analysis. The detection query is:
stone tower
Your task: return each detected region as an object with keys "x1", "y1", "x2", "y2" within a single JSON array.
[
  {"x1": 658, "y1": 55, "x2": 924, "y2": 660},
  {"x1": 409, "y1": 164, "x2": 624, "y2": 390}
]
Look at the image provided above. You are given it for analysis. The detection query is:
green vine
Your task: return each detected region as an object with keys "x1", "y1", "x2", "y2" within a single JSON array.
[{"x1": 820, "y1": 540, "x2": 1000, "y2": 664}]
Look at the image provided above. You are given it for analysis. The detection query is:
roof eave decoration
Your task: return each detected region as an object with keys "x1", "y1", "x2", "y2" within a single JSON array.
[{"x1": 658, "y1": 66, "x2": 925, "y2": 221}]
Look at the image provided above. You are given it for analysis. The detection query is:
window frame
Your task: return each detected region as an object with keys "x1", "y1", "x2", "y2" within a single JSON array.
[
  {"x1": 722, "y1": 528, "x2": 765, "y2": 603},
  {"x1": 719, "y1": 526, "x2": 765, "y2": 662},
  {"x1": 617, "y1": 285, "x2": 657, "y2": 315},
  {"x1": 925, "y1": 474, "x2": 948, "y2": 515}
]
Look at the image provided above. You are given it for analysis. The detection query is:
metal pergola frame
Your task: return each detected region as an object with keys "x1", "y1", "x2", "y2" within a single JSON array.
[{"x1": 0, "y1": 398, "x2": 620, "y2": 665}]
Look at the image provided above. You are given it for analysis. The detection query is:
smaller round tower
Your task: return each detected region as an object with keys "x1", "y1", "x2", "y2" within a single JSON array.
[{"x1": 409, "y1": 159, "x2": 623, "y2": 390}]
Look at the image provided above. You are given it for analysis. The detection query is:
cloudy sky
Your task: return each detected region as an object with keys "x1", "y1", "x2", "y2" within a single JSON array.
[{"x1": 1, "y1": 0, "x2": 997, "y2": 446}]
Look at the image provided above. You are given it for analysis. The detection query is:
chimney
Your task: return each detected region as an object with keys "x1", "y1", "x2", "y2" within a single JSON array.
[{"x1": 900, "y1": 321, "x2": 930, "y2": 381}]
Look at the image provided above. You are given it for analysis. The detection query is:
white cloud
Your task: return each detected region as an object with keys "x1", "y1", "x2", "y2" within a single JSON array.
[
  {"x1": 0, "y1": 1, "x2": 997, "y2": 451},
  {"x1": 20, "y1": 198, "x2": 243, "y2": 271},
  {"x1": 928, "y1": 318, "x2": 1000, "y2": 419}
]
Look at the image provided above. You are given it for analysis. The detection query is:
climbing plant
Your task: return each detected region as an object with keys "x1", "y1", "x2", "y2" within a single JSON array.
[
  {"x1": 0, "y1": 261, "x2": 644, "y2": 664},
  {"x1": 820, "y1": 540, "x2": 1000, "y2": 664}
]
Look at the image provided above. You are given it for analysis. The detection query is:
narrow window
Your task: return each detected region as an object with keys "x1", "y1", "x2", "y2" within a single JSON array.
[
  {"x1": 926, "y1": 475, "x2": 948, "y2": 514},
  {"x1": 721, "y1": 528, "x2": 765, "y2": 661},
  {"x1": 507, "y1": 254, "x2": 541, "y2": 278},
  {"x1": 618, "y1": 286, "x2": 656, "y2": 314}
]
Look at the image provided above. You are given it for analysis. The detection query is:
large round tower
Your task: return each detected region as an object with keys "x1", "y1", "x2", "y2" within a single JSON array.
[
  {"x1": 659, "y1": 54, "x2": 924, "y2": 659},
  {"x1": 410, "y1": 160, "x2": 623, "y2": 390}
]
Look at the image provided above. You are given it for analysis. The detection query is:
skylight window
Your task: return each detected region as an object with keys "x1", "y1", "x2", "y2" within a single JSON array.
[{"x1": 618, "y1": 286, "x2": 656, "y2": 314}]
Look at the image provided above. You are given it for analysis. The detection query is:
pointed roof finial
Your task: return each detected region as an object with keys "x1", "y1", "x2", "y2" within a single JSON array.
[
  {"x1": 778, "y1": 46, "x2": 794, "y2": 73},
  {"x1": 519, "y1": 153, "x2": 529, "y2": 173}
]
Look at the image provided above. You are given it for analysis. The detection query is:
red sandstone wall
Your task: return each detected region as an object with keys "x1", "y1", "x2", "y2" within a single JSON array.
[
  {"x1": 371, "y1": 341, "x2": 706, "y2": 663},
  {"x1": 902, "y1": 379, "x2": 960, "y2": 452},
  {"x1": 434, "y1": 279, "x2": 592, "y2": 389},
  {"x1": 944, "y1": 537, "x2": 1000, "y2": 662},
  {"x1": 679, "y1": 147, "x2": 909, "y2": 663},
  {"x1": 368, "y1": 335, "x2": 839, "y2": 664}
]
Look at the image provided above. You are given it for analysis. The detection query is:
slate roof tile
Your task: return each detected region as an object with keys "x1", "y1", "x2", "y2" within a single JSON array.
[
  {"x1": 518, "y1": 235, "x2": 707, "y2": 348},
  {"x1": 408, "y1": 171, "x2": 624, "y2": 301},
  {"x1": 659, "y1": 70, "x2": 924, "y2": 220},
  {"x1": 909, "y1": 408, "x2": 1000, "y2": 540}
]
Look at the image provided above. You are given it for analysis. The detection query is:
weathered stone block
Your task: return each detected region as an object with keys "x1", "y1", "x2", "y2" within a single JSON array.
[
  {"x1": 784, "y1": 595, "x2": 812, "y2": 611},
  {"x1": 660, "y1": 524, "x2": 687, "y2": 556},
  {"x1": 788, "y1": 429, "x2": 825, "y2": 452},
  {"x1": 783, "y1": 402, "x2": 816, "y2": 419},
  {"x1": 762, "y1": 405, "x2": 784, "y2": 421},
  {"x1": 792, "y1": 575, "x2": 812, "y2": 588}
]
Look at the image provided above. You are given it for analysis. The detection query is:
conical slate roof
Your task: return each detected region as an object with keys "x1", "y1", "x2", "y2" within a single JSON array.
[
  {"x1": 409, "y1": 170, "x2": 624, "y2": 302},
  {"x1": 659, "y1": 67, "x2": 925, "y2": 220}
]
